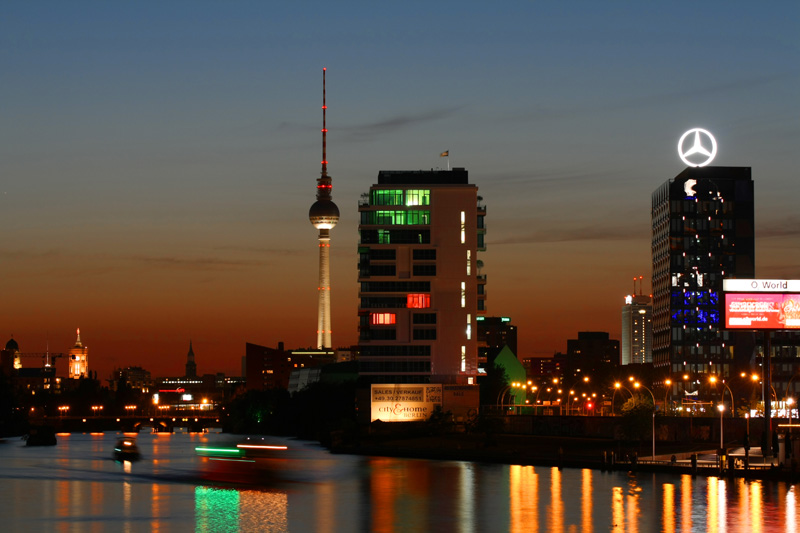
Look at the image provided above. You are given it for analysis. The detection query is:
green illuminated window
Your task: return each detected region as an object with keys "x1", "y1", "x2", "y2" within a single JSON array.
[
  {"x1": 366, "y1": 210, "x2": 430, "y2": 225},
  {"x1": 371, "y1": 190, "x2": 403, "y2": 206},
  {"x1": 405, "y1": 190, "x2": 430, "y2": 206},
  {"x1": 369, "y1": 189, "x2": 430, "y2": 206}
]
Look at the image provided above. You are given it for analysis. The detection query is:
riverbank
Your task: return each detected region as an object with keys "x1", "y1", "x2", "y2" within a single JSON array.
[{"x1": 333, "y1": 432, "x2": 800, "y2": 483}]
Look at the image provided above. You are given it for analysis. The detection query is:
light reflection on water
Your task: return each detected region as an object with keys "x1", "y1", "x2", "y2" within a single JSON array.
[{"x1": 0, "y1": 432, "x2": 797, "y2": 531}]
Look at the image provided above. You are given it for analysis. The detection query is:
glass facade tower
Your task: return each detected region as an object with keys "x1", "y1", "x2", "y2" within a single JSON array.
[{"x1": 651, "y1": 166, "x2": 755, "y2": 379}]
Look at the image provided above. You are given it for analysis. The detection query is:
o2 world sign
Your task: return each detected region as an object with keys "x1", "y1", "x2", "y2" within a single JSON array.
[
  {"x1": 723, "y1": 279, "x2": 800, "y2": 330},
  {"x1": 678, "y1": 128, "x2": 717, "y2": 167}
]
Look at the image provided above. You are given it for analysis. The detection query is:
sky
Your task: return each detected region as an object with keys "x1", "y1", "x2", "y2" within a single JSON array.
[{"x1": 2, "y1": 1, "x2": 798, "y2": 379}]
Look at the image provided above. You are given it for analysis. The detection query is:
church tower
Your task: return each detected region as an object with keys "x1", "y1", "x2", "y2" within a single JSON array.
[
  {"x1": 185, "y1": 340, "x2": 197, "y2": 378},
  {"x1": 68, "y1": 328, "x2": 89, "y2": 379}
]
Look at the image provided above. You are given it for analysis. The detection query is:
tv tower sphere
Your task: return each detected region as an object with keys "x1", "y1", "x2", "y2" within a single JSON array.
[{"x1": 309, "y1": 199, "x2": 339, "y2": 229}]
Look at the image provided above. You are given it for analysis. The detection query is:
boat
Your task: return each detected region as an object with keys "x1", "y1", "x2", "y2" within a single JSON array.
[
  {"x1": 26, "y1": 426, "x2": 57, "y2": 446},
  {"x1": 113, "y1": 437, "x2": 141, "y2": 461},
  {"x1": 195, "y1": 437, "x2": 291, "y2": 484}
]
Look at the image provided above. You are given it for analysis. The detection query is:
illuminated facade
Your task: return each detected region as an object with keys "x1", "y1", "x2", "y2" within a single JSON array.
[
  {"x1": 68, "y1": 328, "x2": 89, "y2": 379},
  {"x1": 308, "y1": 68, "x2": 339, "y2": 349},
  {"x1": 621, "y1": 295, "x2": 652, "y2": 365},
  {"x1": 357, "y1": 168, "x2": 486, "y2": 384},
  {"x1": 651, "y1": 167, "x2": 755, "y2": 379}
]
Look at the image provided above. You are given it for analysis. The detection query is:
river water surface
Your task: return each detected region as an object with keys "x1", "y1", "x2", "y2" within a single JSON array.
[{"x1": 0, "y1": 432, "x2": 797, "y2": 532}]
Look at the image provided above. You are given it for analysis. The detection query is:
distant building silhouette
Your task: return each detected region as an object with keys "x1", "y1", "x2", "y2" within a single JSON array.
[
  {"x1": 185, "y1": 341, "x2": 197, "y2": 378},
  {"x1": 564, "y1": 332, "x2": 620, "y2": 379},
  {"x1": 245, "y1": 342, "x2": 335, "y2": 391},
  {"x1": 477, "y1": 316, "x2": 518, "y2": 372}
]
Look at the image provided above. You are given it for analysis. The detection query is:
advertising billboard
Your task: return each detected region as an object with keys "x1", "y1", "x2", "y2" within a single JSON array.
[
  {"x1": 370, "y1": 384, "x2": 442, "y2": 422},
  {"x1": 724, "y1": 293, "x2": 800, "y2": 330}
]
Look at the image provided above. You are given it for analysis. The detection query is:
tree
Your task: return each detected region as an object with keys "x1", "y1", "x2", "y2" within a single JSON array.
[{"x1": 620, "y1": 394, "x2": 654, "y2": 442}]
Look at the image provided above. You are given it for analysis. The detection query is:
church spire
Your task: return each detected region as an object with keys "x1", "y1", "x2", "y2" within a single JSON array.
[
  {"x1": 74, "y1": 327, "x2": 83, "y2": 348},
  {"x1": 185, "y1": 340, "x2": 197, "y2": 378}
]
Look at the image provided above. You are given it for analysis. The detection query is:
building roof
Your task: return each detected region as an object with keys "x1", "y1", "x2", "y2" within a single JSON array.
[
  {"x1": 5, "y1": 337, "x2": 19, "y2": 351},
  {"x1": 377, "y1": 168, "x2": 469, "y2": 185}
]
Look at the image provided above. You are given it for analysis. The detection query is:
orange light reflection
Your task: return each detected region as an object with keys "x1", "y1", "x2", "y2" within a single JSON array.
[{"x1": 663, "y1": 483, "x2": 675, "y2": 533}]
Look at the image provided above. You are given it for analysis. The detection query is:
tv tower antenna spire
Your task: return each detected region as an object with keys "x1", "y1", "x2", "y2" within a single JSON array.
[{"x1": 308, "y1": 67, "x2": 339, "y2": 349}]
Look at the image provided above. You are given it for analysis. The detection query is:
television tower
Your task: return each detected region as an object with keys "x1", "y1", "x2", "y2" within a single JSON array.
[{"x1": 308, "y1": 68, "x2": 339, "y2": 349}]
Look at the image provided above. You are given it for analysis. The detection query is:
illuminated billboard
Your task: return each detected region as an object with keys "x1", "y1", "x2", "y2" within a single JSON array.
[
  {"x1": 724, "y1": 293, "x2": 800, "y2": 330},
  {"x1": 370, "y1": 384, "x2": 442, "y2": 422}
]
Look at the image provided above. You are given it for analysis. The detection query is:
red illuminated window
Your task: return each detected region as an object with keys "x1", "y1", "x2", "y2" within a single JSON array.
[
  {"x1": 370, "y1": 313, "x2": 397, "y2": 325},
  {"x1": 407, "y1": 294, "x2": 431, "y2": 309}
]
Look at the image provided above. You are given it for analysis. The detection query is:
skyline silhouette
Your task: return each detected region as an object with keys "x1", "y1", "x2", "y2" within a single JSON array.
[{"x1": 2, "y1": 2, "x2": 798, "y2": 378}]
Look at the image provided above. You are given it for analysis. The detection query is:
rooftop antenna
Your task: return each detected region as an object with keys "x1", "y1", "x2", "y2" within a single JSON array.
[{"x1": 321, "y1": 67, "x2": 328, "y2": 184}]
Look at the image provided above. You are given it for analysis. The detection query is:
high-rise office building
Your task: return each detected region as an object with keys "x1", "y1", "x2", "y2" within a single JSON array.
[
  {"x1": 651, "y1": 166, "x2": 755, "y2": 378},
  {"x1": 357, "y1": 168, "x2": 486, "y2": 384},
  {"x1": 308, "y1": 68, "x2": 339, "y2": 349},
  {"x1": 621, "y1": 294, "x2": 652, "y2": 365}
]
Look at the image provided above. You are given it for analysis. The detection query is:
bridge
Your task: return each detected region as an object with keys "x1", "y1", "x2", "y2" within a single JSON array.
[{"x1": 32, "y1": 414, "x2": 223, "y2": 434}]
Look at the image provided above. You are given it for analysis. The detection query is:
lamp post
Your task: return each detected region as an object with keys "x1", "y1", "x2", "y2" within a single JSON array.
[
  {"x1": 788, "y1": 397, "x2": 795, "y2": 427},
  {"x1": 663, "y1": 379, "x2": 672, "y2": 415},
  {"x1": 634, "y1": 382, "x2": 656, "y2": 460},
  {"x1": 612, "y1": 382, "x2": 633, "y2": 416},
  {"x1": 709, "y1": 376, "x2": 735, "y2": 417},
  {"x1": 718, "y1": 404, "x2": 725, "y2": 449}
]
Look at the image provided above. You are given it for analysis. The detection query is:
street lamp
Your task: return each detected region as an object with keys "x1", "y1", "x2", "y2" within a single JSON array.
[
  {"x1": 709, "y1": 376, "x2": 735, "y2": 417},
  {"x1": 612, "y1": 382, "x2": 633, "y2": 416},
  {"x1": 58, "y1": 406, "x2": 69, "y2": 417},
  {"x1": 718, "y1": 404, "x2": 725, "y2": 449},
  {"x1": 663, "y1": 379, "x2": 672, "y2": 414},
  {"x1": 634, "y1": 382, "x2": 656, "y2": 460},
  {"x1": 788, "y1": 397, "x2": 795, "y2": 427},
  {"x1": 91, "y1": 405, "x2": 103, "y2": 416}
]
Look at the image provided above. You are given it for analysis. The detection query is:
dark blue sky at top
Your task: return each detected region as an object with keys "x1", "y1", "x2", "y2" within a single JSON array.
[{"x1": 1, "y1": 1, "x2": 798, "y2": 375}]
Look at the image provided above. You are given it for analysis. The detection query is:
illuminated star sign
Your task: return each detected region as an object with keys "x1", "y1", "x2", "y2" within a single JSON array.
[{"x1": 678, "y1": 128, "x2": 717, "y2": 167}]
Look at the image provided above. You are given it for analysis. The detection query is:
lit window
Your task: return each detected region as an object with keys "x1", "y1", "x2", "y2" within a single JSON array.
[
  {"x1": 405, "y1": 189, "x2": 430, "y2": 206},
  {"x1": 466, "y1": 250, "x2": 471, "y2": 276},
  {"x1": 370, "y1": 313, "x2": 397, "y2": 325},
  {"x1": 466, "y1": 313, "x2": 472, "y2": 339},
  {"x1": 461, "y1": 282, "x2": 466, "y2": 308},
  {"x1": 460, "y1": 211, "x2": 466, "y2": 244},
  {"x1": 407, "y1": 294, "x2": 431, "y2": 309},
  {"x1": 461, "y1": 346, "x2": 466, "y2": 372}
]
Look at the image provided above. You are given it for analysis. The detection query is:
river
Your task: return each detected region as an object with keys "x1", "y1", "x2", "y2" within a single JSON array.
[{"x1": 0, "y1": 432, "x2": 796, "y2": 532}]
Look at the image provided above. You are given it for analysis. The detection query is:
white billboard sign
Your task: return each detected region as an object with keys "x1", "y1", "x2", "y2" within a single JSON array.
[
  {"x1": 370, "y1": 384, "x2": 442, "y2": 422},
  {"x1": 723, "y1": 279, "x2": 800, "y2": 293}
]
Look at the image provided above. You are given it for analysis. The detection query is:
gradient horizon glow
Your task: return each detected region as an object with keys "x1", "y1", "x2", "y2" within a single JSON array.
[{"x1": 2, "y1": 2, "x2": 798, "y2": 378}]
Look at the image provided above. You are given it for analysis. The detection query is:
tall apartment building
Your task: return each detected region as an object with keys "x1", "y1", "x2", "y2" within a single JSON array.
[
  {"x1": 621, "y1": 294, "x2": 652, "y2": 365},
  {"x1": 357, "y1": 168, "x2": 486, "y2": 384},
  {"x1": 651, "y1": 167, "x2": 755, "y2": 379}
]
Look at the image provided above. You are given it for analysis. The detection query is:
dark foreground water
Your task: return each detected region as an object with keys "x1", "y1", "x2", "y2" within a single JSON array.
[{"x1": 0, "y1": 432, "x2": 797, "y2": 532}]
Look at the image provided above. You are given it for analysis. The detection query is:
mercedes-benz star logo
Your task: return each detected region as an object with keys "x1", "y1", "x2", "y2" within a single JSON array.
[{"x1": 678, "y1": 128, "x2": 717, "y2": 167}]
